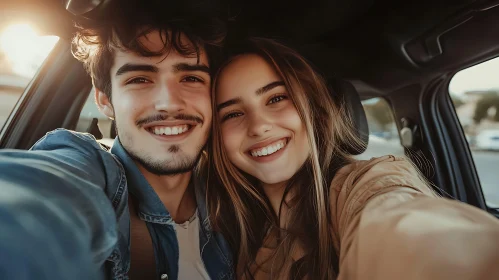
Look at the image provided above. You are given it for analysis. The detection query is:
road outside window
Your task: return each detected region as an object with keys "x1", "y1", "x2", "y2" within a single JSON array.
[
  {"x1": 450, "y1": 57, "x2": 499, "y2": 208},
  {"x1": 0, "y1": 23, "x2": 59, "y2": 129},
  {"x1": 357, "y1": 98, "x2": 405, "y2": 160},
  {"x1": 76, "y1": 89, "x2": 115, "y2": 147}
]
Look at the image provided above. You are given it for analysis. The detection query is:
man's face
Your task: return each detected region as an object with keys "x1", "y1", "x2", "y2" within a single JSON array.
[{"x1": 97, "y1": 31, "x2": 212, "y2": 175}]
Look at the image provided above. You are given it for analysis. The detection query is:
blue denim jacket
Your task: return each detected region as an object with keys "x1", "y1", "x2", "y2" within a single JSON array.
[{"x1": 0, "y1": 129, "x2": 233, "y2": 280}]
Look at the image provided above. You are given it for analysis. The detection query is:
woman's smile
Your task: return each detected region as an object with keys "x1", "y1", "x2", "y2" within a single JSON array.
[{"x1": 247, "y1": 137, "x2": 290, "y2": 162}]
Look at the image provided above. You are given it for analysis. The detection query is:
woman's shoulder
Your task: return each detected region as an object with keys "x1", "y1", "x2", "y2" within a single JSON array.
[
  {"x1": 329, "y1": 154, "x2": 437, "y2": 205},
  {"x1": 336, "y1": 154, "x2": 406, "y2": 172},
  {"x1": 332, "y1": 155, "x2": 418, "y2": 187}
]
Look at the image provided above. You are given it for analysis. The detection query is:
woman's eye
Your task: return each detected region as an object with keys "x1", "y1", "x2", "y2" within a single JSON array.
[
  {"x1": 181, "y1": 76, "x2": 204, "y2": 83},
  {"x1": 268, "y1": 95, "x2": 288, "y2": 104},
  {"x1": 126, "y1": 77, "x2": 150, "y2": 85},
  {"x1": 221, "y1": 112, "x2": 243, "y2": 122}
]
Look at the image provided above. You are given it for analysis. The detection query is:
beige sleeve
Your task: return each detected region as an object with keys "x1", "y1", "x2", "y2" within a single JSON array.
[{"x1": 331, "y1": 156, "x2": 499, "y2": 280}]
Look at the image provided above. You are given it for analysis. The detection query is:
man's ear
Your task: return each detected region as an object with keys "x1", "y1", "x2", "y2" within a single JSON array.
[{"x1": 95, "y1": 88, "x2": 115, "y2": 120}]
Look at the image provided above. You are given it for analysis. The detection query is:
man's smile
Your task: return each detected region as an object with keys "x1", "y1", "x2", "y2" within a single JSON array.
[
  {"x1": 150, "y1": 124, "x2": 190, "y2": 136},
  {"x1": 143, "y1": 121, "x2": 197, "y2": 142}
]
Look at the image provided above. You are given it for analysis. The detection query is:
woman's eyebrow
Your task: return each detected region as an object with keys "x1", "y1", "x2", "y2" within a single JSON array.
[
  {"x1": 216, "y1": 81, "x2": 285, "y2": 112},
  {"x1": 217, "y1": 97, "x2": 241, "y2": 112},
  {"x1": 255, "y1": 81, "x2": 284, "y2": 95}
]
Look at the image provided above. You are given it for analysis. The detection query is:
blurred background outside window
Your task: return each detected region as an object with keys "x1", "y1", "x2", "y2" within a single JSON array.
[
  {"x1": 450, "y1": 57, "x2": 499, "y2": 208},
  {"x1": 0, "y1": 22, "x2": 59, "y2": 129},
  {"x1": 358, "y1": 97, "x2": 405, "y2": 160}
]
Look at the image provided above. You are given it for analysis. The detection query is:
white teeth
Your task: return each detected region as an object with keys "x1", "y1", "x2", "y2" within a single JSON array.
[
  {"x1": 250, "y1": 139, "x2": 287, "y2": 157},
  {"x1": 151, "y1": 125, "x2": 189, "y2": 136}
]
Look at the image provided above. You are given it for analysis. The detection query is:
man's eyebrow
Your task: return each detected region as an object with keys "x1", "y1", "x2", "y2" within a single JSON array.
[
  {"x1": 115, "y1": 63, "x2": 159, "y2": 76},
  {"x1": 217, "y1": 97, "x2": 242, "y2": 112},
  {"x1": 256, "y1": 81, "x2": 285, "y2": 95},
  {"x1": 173, "y1": 63, "x2": 210, "y2": 74}
]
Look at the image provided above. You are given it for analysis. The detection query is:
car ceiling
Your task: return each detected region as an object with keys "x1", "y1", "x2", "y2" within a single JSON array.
[{"x1": 2, "y1": 0, "x2": 499, "y2": 97}]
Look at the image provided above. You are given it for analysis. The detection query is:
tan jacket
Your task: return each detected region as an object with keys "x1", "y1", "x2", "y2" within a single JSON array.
[{"x1": 331, "y1": 155, "x2": 499, "y2": 280}]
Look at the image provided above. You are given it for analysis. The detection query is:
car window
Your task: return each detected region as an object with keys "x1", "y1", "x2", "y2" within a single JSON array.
[
  {"x1": 357, "y1": 97, "x2": 405, "y2": 160},
  {"x1": 76, "y1": 88, "x2": 115, "y2": 147},
  {"x1": 0, "y1": 23, "x2": 59, "y2": 129},
  {"x1": 449, "y1": 57, "x2": 499, "y2": 208}
]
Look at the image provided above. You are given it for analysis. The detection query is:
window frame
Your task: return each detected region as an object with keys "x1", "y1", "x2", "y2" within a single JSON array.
[
  {"x1": 428, "y1": 75, "x2": 493, "y2": 212},
  {"x1": 443, "y1": 61, "x2": 499, "y2": 212}
]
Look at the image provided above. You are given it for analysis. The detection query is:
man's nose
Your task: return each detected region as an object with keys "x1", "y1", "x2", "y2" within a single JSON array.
[
  {"x1": 247, "y1": 112, "x2": 273, "y2": 137},
  {"x1": 154, "y1": 83, "x2": 186, "y2": 112}
]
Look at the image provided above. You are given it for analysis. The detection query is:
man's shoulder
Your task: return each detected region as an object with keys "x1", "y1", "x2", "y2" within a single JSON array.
[
  {"x1": 28, "y1": 129, "x2": 128, "y2": 207},
  {"x1": 31, "y1": 128, "x2": 111, "y2": 154},
  {"x1": 29, "y1": 129, "x2": 124, "y2": 174}
]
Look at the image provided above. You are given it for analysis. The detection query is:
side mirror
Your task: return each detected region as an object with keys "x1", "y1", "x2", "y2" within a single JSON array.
[
  {"x1": 86, "y1": 118, "x2": 103, "y2": 140},
  {"x1": 400, "y1": 118, "x2": 419, "y2": 149}
]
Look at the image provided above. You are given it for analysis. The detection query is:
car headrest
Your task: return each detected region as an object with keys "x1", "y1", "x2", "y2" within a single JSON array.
[{"x1": 329, "y1": 79, "x2": 369, "y2": 155}]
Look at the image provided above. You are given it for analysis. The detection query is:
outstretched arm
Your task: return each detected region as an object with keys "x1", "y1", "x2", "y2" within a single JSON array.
[
  {"x1": 0, "y1": 130, "x2": 123, "y2": 280},
  {"x1": 331, "y1": 156, "x2": 499, "y2": 280}
]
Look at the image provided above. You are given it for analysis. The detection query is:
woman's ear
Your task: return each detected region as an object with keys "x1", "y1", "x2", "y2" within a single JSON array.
[{"x1": 95, "y1": 88, "x2": 115, "y2": 120}]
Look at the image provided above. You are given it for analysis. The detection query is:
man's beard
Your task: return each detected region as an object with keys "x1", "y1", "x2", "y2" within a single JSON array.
[
  {"x1": 126, "y1": 143, "x2": 204, "y2": 176},
  {"x1": 116, "y1": 124, "x2": 204, "y2": 176},
  {"x1": 114, "y1": 111, "x2": 205, "y2": 176}
]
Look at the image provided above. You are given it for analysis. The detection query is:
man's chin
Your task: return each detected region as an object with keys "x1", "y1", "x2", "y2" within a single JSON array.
[
  {"x1": 126, "y1": 146, "x2": 204, "y2": 176},
  {"x1": 136, "y1": 156, "x2": 197, "y2": 176},
  {"x1": 142, "y1": 163, "x2": 194, "y2": 176},
  {"x1": 121, "y1": 133, "x2": 205, "y2": 176}
]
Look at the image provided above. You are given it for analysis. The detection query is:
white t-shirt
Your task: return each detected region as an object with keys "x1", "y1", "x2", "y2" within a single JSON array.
[{"x1": 175, "y1": 210, "x2": 211, "y2": 280}]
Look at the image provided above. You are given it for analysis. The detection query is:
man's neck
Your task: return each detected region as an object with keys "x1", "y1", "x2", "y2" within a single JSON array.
[{"x1": 138, "y1": 165, "x2": 197, "y2": 224}]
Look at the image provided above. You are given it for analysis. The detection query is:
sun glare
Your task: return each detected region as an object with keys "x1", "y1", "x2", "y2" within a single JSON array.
[{"x1": 0, "y1": 23, "x2": 59, "y2": 77}]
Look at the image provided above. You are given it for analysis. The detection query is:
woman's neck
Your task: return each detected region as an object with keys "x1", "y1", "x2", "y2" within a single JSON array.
[{"x1": 262, "y1": 181, "x2": 290, "y2": 228}]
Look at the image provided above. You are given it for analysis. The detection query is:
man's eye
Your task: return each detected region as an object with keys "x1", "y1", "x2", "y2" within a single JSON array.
[
  {"x1": 268, "y1": 95, "x2": 288, "y2": 104},
  {"x1": 181, "y1": 76, "x2": 204, "y2": 83},
  {"x1": 126, "y1": 77, "x2": 150, "y2": 85},
  {"x1": 221, "y1": 112, "x2": 243, "y2": 122}
]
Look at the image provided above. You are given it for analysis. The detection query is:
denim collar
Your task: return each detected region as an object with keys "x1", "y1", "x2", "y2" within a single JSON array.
[{"x1": 110, "y1": 138, "x2": 174, "y2": 224}]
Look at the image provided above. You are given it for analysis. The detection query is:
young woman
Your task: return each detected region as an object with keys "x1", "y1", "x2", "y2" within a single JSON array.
[{"x1": 207, "y1": 38, "x2": 499, "y2": 279}]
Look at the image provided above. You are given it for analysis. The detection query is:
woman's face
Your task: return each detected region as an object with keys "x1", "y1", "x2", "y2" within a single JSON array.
[{"x1": 216, "y1": 54, "x2": 310, "y2": 185}]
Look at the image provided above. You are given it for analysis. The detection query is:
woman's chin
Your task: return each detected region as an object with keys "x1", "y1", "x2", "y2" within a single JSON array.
[{"x1": 255, "y1": 172, "x2": 293, "y2": 187}]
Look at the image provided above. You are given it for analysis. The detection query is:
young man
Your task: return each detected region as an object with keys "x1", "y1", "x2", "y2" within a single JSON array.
[{"x1": 0, "y1": 4, "x2": 231, "y2": 280}]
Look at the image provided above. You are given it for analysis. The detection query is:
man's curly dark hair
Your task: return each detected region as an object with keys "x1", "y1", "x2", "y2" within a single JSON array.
[{"x1": 71, "y1": 0, "x2": 226, "y2": 100}]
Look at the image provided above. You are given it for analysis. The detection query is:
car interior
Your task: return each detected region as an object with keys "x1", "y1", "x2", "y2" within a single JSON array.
[{"x1": 1, "y1": 0, "x2": 499, "y2": 217}]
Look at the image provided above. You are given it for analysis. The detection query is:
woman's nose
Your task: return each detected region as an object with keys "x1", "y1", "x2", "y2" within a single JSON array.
[{"x1": 247, "y1": 112, "x2": 273, "y2": 137}]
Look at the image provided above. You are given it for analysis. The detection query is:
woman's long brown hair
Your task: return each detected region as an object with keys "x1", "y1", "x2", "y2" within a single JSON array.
[{"x1": 207, "y1": 38, "x2": 364, "y2": 279}]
